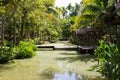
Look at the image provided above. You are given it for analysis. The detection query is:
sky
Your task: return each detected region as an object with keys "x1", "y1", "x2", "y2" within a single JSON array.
[{"x1": 55, "y1": 0, "x2": 82, "y2": 7}]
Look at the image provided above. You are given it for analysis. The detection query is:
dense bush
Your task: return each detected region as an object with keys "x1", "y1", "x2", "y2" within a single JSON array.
[
  {"x1": 0, "y1": 46, "x2": 15, "y2": 64},
  {"x1": 49, "y1": 31, "x2": 59, "y2": 43},
  {"x1": 28, "y1": 40, "x2": 38, "y2": 51},
  {"x1": 0, "y1": 40, "x2": 38, "y2": 63},
  {"x1": 15, "y1": 41, "x2": 37, "y2": 59},
  {"x1": 95, "y1": 40, "x2": 120, "y2": 80}
]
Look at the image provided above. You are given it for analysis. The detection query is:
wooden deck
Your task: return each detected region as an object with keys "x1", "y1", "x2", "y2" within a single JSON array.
[
  {"x1": 37, "y1": 45, "x2": 77, "y2": 50},
  {"x1": 37, "y1": 45, "x2": 96, "y2": 54},
  {"x1": 78, "y1": 46, "x2": 96, "y2": 54},
  {"x1": 55, "y1": 46, "x2": 77, "y2": 50},
  {"x1": 37, "y1": 45, "x2": 55, "y2": 50}
]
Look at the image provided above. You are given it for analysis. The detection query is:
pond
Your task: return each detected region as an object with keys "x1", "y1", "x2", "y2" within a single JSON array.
[{"x1": 0, "y1": 51, "x2": 105, "y2": 80}]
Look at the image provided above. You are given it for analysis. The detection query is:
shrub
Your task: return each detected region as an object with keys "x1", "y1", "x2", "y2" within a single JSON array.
[
  {"x1": 33, "y1": 38, "x2": 40, "y2": 44},
  {"x1": 15, "y1": 41, "x2": 37, "y2": 59},
  {"x1": 95, "y1": 40, "x2": 120, "y2": 79},
  {"x1": 49, "y1": 31, "x2": 58, "y2": 43},
  {"x1": 0, "y1": 46, "x2": 15, "y2": 64},
  {"x1": 28, "y1": 40, "x2": 38, "y2": 51}
]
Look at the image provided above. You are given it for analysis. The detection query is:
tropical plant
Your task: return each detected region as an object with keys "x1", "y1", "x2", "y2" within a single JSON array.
[
  {"x1": 95, "y1": 40, "x2": 120, "y2": 79},
  {"x1": 0, "y1": 0, "x2": 61, "y2": 44},
  {"x1": 73, "y1": 0, "x2": 120, "y2": 43},
  {"x1": 0, "y1": 45, "x2": 15, "y2": 64},
  {"x1": 59, "y1": 3, "x2": 82, "y2": 40},
  {"x1": 15, "y1": 41, "x2": 37, "y2": 59}
]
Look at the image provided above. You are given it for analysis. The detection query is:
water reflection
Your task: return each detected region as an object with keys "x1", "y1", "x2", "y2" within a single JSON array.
[{"x1": 53, "y1": 72, "x2": 83, "y2": 80}]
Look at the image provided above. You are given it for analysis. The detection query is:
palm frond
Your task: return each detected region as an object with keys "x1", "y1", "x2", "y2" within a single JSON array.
[
  {"x1": 82, "y1": 4, "x2": 101, "y2": 13},
  {"x1": 92, "y1": 12, "x2": 109, "y2": 26},
  {"x1": 74, "y1": 14, "x2": 95, "y2": 28},
  {"x1": 47, "y1": 7, "x2": 59, "y2": 16},
  {"x1": 80, "y1": 13, "x2": 96, "y2": 19}
]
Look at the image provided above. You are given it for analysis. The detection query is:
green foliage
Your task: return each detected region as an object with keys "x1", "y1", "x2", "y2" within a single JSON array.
[
  {"x1": 72, "y1": 0, "x2": 120, "y2": 43},
  {"x1": 15, "y1": 41, "x2": 37, "y2": 59},
  {"x1": 0, "y1": 40, "x2": 38, "y2": 63},
  {"x1": 0, "y1": 0, "x2": 60, "y2": 44},
  {"x1": 95, "y1": 40, "x2": 120, "y2": 79},
  {"x1": 28, "y1": 39, "x2": 38, "y2": 51},
  {"x1": 0, "y1": 46, "x2": 15, "y2": 64},
  {"x1": 49, "y1": 31, "x2": 59, "y2": 43}
]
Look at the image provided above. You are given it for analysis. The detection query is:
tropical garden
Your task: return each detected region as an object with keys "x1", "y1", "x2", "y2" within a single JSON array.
[{"x1": 0, "y1": 0, "x2": 120, "y2": 80}]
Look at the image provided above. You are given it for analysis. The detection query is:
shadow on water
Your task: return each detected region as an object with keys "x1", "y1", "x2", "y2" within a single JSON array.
[
  {"x1": 0, "y1": 64, "x2": 15, "y2": 73},
  {"x1": 39, "y1": 66, "x2": 60, "y2": 80},
  {"x1": 0, "y1": 64, "x2": 16, "y2": 77},
  {"x1": 56, "y1": 53, "x2": 96, "y2": 63},
  {"x1": 60, "y1": 52, "x2": 79, "y2": 55}
]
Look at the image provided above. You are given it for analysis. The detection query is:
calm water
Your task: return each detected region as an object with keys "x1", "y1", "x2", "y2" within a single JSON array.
[
  {"x1": 53, "y1": 72, "x2": 83, "y2": 80},
  {"x1": 0, "y1": 51, "x2": 105, "y2": 80}
]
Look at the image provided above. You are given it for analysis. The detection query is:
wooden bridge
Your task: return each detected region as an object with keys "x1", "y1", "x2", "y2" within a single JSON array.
[
  {"x1": 37, "y1": 45, "x2": 55, "y2": 50},
  {"x1": 37, "y1": 44, "x2": 96, "y2": 54},
  {"x1": 77, "y1": 46, "x2": 96, "y2": 54},
  {"x1": 36, "y1": 45, "x2": 77, "y2": 51}
]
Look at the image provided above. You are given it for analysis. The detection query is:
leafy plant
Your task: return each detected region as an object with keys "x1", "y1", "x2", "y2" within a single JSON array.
[
  {"x1": 0, "y1": 46, "x2": 15, "y2": 64},
  {"x1": 95, "y1": 40, "x2": 120, "y2": 79},
  {"x1": 28, "y1": 39, "x2": 38, "y2": 51},
  {"x1": 15, "y1": 41, "x2": 37, "y2": 59},
  {"x1": 49, "y1": 31, "x2": 59, "y2": 43}
]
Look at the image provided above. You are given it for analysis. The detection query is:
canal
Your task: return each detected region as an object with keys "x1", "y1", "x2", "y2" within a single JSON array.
[{"x1": 0, "y1": 50, "x2": 105, "y2": 80}]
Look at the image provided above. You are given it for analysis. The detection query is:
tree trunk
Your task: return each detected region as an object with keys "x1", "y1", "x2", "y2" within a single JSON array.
[
  {"x1": 19, "y1": 9, "x2": 27, "y2": 42},
  {"x1": 1, "y1": 21, "x2": 4, "y2": 45},
  {"x1": 19, "y1": 16, "x2": 24, "y2": 41}
]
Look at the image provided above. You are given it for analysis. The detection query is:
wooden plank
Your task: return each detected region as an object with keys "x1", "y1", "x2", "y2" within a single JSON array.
[
  {"x1": 78, "y1": 46, "x2": 96, "y2": 54},
  {"x1": 55, "y1": 47, "x2": 77, "y2": 50},
  {"x1": 37, "y1": 45, "x2": 77, "y2": 50},
  {"x1": 78, "y1": 46, "x2": 95, "y2": 50},
  {"x1": 37, "y1": 45, "x2": 55, "y2": 50}
]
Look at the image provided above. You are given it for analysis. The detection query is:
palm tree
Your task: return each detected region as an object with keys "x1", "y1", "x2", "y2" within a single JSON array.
[{"x1": 74, "y1": 0, "x2": 120, "y2": 42}]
